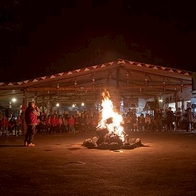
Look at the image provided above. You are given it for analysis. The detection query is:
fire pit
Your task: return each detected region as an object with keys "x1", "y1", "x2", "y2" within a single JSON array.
[
  {"x1": 82, "y1": 133, "x2": 142, "y2": 150},
  {"x1": 83, "y1": 90, "x2": 143, "y2": 150}
]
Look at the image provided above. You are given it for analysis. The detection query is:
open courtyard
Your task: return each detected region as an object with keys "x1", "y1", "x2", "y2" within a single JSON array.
[{"x1": 0, "y1": 131, "x2": 196, "y2": 196}]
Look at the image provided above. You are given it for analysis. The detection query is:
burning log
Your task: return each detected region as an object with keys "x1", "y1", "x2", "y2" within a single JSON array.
[
  {"x1": 82, "y1": 136, "x2": 142, "y2": 150},
  {"x1": 96, "y1": 127, "x2": 109, "y2": 146},
  {"x1": 82, "y1": 128, "x2": 142, "y2": 150},
  {"x1": 97, "y1": 142, "x2": 109, "y2": 150},
  {"x1": 105, "y1": 133, "x2": 123, "y2": 146},
  {"x1": 123, "y1": 138, "x2": 142, "y2": 149},
  {"x1": 108, "y1": 142, "x2": 120, "y2": 150},
  {"x1": 82, "y1": 138, "x2": 95, "y2": 149},
  {"x1": 96, "y1": 127, "x2": 109, "y2": 137}
]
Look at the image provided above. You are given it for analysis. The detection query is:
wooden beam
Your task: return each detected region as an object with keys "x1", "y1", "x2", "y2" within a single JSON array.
[{"x1": 26, "y1": 84, "x2": 191, "y2": 92}]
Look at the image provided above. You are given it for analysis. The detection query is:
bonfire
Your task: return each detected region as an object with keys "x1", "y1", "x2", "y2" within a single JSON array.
[{"x1": 83, "y1": 89, "x2": 142, "y2": 150}]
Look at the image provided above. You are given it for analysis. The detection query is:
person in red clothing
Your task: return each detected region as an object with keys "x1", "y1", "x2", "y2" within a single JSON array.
[
  {"x1": 24, "y1": 101, "x2": 40, "y2": 147},
  {"x1": 57, "y1": 115, "x2": 63, "y2": 133},
  {"x1": 8, "y1": 116, "x2": 16, "y2": 136},
  {"x1": 15, "y1": 114, "x2": 22, "y2": 136},
  {"x1": 62, "y1": 114, "x2": 69, "y2": 133},
  {"x1": 45, "y1": 115, "x2": 51, "y2": 133},
  {"x1": 55, "y1": 115, "x2": 60, "y2": 133},
  {"x1": 50, "y1": 114, "x2": 59, "y2": 133},
  {"x1": 68, "y1": 114, "x2": 75, "y2": 133},
  {"x1": 1, "y1": 115, "x2": 8, "y2": 136}
]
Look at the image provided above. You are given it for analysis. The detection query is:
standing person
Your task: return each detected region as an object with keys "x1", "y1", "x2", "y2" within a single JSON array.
[
  {"x1": 144, "y1": 113, "x2": 151, "y2": 131},
  {"x1": 68, "y1": 114, "x2": 75, "y2": 133},
  {"x1": 62, "y1": 114, "x2": 69, "y2": 133},
  {"x1": 24, "y1": 101, "x2": 40, "y2": 147},
  {"x1": 57, "y1": 115, "x2": 63, "y2": 133},
  {"x1": 8, "y1": 116, "x2": 16, "y2": 136},
  {"x1": 166, "y1": 107, "x2": 174, "y2": 131},
  {"x1": 50, "y1": 114, "x2": 58, "y2": 134},
  {"x1": 15, "y1": 114, "x2": 22, "y2": 136},
  {"x1": 124, "y1": 113, "x2": 132, "y2": 133},
  {"x1": 80, "y1": 113, "x2": 86, "y2": 132},
  {"x1": 45, "y1": 115, "x2": 51, "y2": 134},
  {"x1": 154, "y1": 108, "x2": 163, "y2": 131},
  {"x1": 74, "y1": 113, "x2": 80, "y2": 133},
  {"x1": 1, "y1": 115, "x2": 8, "y2": 136},
  {"x1": 175, "y1": 108, "x2": 182, "y2": 130},
  {"x1": 184, "y1": 107, "x2": 194, "y2": 132}
]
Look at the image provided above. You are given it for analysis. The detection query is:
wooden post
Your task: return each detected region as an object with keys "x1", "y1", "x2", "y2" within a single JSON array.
[
  {"x1": 182, "y1": 99, "x2": 185, "y2": 113},
  {"x1": 34, "y1": 92, "x2": 37, "y2": 104},
  {"x1": 116, "y1": 67, "x2": 119, "y2": 88},
  {"x1": 21, "y1": 89, "x2": 27, "y2": 135},
  {"x1": 115, "y1": 67, "x2": 120, "y2": 112},
  {"x1": 42, "y1": 96, "x2": 45, "y2": 114},
  {"x1": 174, "y1": 93, "x2": 178, "y2": 112},
  {"x1": 47, "y1": 99, "x2": 50, "y2": 116}
]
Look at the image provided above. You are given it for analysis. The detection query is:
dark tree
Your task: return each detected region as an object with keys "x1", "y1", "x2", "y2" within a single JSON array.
[{"x1": 0, "y1": 0, "x2": 23, "y2": 72}]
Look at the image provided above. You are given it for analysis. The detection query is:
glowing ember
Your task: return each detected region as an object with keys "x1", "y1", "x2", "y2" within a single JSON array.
[{"x1": 97, "y1": 89, "x2": 125, "y2": 142}]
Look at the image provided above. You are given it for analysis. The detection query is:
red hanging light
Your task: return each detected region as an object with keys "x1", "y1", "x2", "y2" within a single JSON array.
[
  {"x1": 109, "y1": 74, "x2": 112, "y2": 85},
  {"x1": 126, "y1": 72, "x2": 129, "y2": 84},
  {"x1": 57, "y1": 83, "x2": 59, "y2": 89},
  {"x1": 92, "y1": 77, "x2": 95, "y2": 87},
  {"x1": 144, "y1": 74, "x2": 148, "y2": 86},
  {"x1": 74, "y1": 80, "x2": 77, "y2": 88}
]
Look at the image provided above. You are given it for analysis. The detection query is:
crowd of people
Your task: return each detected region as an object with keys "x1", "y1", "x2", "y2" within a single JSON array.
[
  {"x1": 35, "y1": 111, "x2": 99, "y2": 134},
  {"x1": 0, "y1": 114, "x2": 22, "y2": 136},
  {"x1": 123, "y1": 107, "x2": 196, "y2": 133},
  {"x1": 0, "y1": 108, "x2": 100, "y2": 137},
  {"x1": 0, "y1": 106, "x2": 195, "y2": 138}
]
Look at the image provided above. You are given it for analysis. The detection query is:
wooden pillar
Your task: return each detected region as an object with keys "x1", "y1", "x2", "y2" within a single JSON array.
[
  {"x1": 108, "y1": 72, "x2": 112, "y2": 86},
  {"x1": 116, "y1": 67, "x2": 119, "y2": 88},
  {"x1": 21, "y1": 89, "x2": 27, "y2": 135},
  {"x1": 47, "y1": 99, "x2": 50, "y2": 116},
  {"x1": 9, "y1": 101, "x2": 12, "y2": 108},
  {"x1": 42, "y1": 96, "x2": 45, "y2": 114},
  {"x1": 174, "y1": 93, "x2": 178, "y2": 112},
  {"x1": 34, "y1": 92, "x2": 37, "y2": 104},
  {"x1": 115, "y1": 67, "x2": 120, "y2": 112},
  {"x1": 182, "y1": 99, "x2": 185, "y2": 113}
]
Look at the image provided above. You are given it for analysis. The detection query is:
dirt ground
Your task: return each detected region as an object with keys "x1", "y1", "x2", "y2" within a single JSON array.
[{"x1": 0, "y1": 131, "x2": 196, "y2": 196}]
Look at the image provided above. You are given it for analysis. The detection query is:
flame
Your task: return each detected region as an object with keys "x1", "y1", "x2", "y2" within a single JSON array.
[{"x1": 97, "y1": 90, "x2": 125, "y2": 141}]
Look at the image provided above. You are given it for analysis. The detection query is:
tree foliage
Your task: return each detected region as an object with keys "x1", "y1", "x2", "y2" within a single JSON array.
[
  {"x1": 0, "y1": 0, "x2": 23, "y2": 71},
  {"x1": 0, "y1": 0, "x2": 23, "y2": 31}
]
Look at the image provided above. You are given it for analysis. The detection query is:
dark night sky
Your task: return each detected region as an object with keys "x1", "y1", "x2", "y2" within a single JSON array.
[{"x1": 0, "y1": 0, "x2": 195, "y2": 82}]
